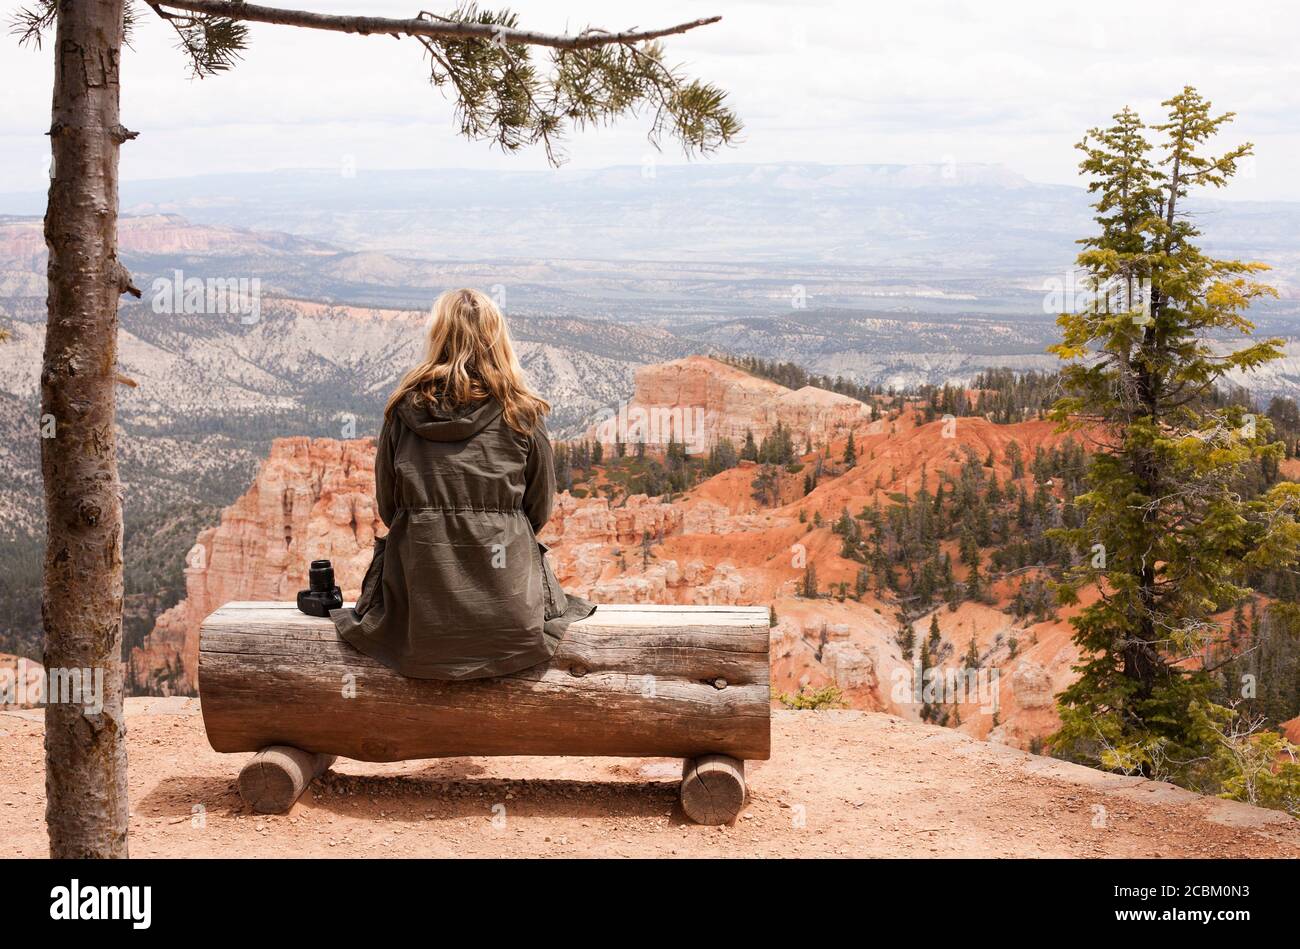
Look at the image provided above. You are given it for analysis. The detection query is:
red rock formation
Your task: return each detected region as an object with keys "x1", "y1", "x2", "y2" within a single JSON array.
[
  {"x1": 129, "y1": 362, "x2": 1093, "y2": 754},
  {"x1": 129, "y1": 437, "x2": 381, "y2": 694},
  {"x1": 587, "y1": 355, "x2": 875, "y2": 451}
]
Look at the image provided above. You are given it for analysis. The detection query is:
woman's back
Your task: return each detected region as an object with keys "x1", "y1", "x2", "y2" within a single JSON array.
[
  {"x1": 386, "y1": 391, "x2": 529, "y2": 514},
  {"x1": 330, "y1": 288, "x2": 594, "y2": 679}
]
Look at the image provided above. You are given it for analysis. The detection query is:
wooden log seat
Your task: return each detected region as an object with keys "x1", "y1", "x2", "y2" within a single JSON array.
[{"x1": 198, "y1": 602, "x2": 771, "y2": 824}]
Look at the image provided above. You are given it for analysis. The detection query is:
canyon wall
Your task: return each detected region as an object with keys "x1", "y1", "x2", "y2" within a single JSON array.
[{"x1": 129, "y1": 437, "x2": 382, "y2": 694}]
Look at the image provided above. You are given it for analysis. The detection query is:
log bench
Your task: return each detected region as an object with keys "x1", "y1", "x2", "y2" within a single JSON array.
[{"x1": 198, "y1": 601, "x2": 771, "y2": 824}]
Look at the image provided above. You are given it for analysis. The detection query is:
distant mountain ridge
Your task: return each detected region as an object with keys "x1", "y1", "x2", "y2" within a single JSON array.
[{"x1": 3, "y1": 163, "x2": 1297, "y2": 292}]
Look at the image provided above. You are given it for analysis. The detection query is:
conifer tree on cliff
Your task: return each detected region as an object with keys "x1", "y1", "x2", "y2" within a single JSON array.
[
  {"x1": 13, "y1": 0, "x2": 738, "y2": 858},
  {"x1": 1049, "y1": 88, "x2": 1300, "y2": 782}
]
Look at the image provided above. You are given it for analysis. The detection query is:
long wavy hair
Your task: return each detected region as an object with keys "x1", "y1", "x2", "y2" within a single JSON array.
[{"x1": 385, "y1": 288, "x2": 549, "y2": 435}]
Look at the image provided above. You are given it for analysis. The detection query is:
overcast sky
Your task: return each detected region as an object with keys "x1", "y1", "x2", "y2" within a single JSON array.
[{"x1": 3, "y1": 0, "x2": 1298, "y2": 199}]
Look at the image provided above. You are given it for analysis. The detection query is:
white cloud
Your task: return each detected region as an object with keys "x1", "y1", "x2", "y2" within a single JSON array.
[{"x1": 2, "y1": 0, "x2": 1297, "y2": 199}]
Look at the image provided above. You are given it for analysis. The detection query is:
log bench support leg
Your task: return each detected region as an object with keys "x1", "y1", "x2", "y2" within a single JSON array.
[
  {"x1": 238, "y1": 746, "x2": 336, "y2": 815},
  {"x1": 680, "y1": 754, "x2": 747, "y2": 825}
]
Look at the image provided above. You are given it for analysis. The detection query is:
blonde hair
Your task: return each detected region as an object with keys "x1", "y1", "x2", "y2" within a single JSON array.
[{"x1": 385, "y1": 288, "x2": 549, "y2": 435}]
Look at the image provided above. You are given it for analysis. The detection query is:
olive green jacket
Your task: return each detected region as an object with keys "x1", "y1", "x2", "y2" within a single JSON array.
[{"x1": 331, "y1": 392, "x2": 595, "y2": 679}]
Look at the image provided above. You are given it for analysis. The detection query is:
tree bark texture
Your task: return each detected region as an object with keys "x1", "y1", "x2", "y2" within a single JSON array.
[{"x1": 41, "y1": 0, "x2": 135, "y2": 859}]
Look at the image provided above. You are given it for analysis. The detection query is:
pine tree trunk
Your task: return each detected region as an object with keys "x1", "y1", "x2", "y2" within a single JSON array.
[
  {"x1": 1128, "y1": 323, "x2": 1162, "y2": 707},
  {"x1": 41, "y1": 0, "x2": 134, "y2": 859}
]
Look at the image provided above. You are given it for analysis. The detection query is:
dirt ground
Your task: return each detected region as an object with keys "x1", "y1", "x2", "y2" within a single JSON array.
[{"x1": 2, "y1": 699, "x2": 1297, "y2": 858}]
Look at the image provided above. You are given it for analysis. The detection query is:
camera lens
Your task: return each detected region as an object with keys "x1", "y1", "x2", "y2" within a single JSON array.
[{"x1": 308, "y1": 559, "x2": 335, "y2": 592}]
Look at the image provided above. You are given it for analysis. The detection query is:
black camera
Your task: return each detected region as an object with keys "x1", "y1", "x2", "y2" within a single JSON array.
[{"x1": 296, "y1": 559, "x2": 343, "y2": 617}]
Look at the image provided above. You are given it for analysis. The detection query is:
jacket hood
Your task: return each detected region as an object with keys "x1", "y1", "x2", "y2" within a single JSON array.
[{"x1": 396, "y1": 391, "x2": 503, "y2": 442}]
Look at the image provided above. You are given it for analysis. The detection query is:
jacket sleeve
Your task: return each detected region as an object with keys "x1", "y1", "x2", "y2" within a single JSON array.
[
  {"x1": 375, "y1": 416, "x2": 398, "y2": 528},
  {"x1": 522, "y1": 422, "x2": 556, "y2": 535}
]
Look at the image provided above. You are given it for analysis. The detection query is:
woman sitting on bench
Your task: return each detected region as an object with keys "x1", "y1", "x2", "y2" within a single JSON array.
[{"x1": 332, "y1": 288, "x2": 596, "y2": 679}]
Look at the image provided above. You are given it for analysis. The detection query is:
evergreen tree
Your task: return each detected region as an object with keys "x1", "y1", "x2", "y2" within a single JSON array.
[
  {"x1": 986, "y1": 472, "x2": 1003, "y2": 505},
  {"x1": 959, "y1": 525, "x2": 980, "y2": 568},
  {"x1": 751, "y1": 464, "x2": 781, "y2": 506},
  {"x1": 799, "y1": 561, "x2": 819, "y2": 599},
  {"x1": 1049, "y1": 89, "x2": 1300, "y2": 781},
  {"x1": 965, "y1": 561, "x2": 984, "y2": 603},
  {"x1": 1230, "y1": 600, "x2": 1246, "y2": 649},
  {"x1": 919, "y1": 638, "x2": 935, "y2": 722},
  {"x1": 706, "y1": 436, "x2": 738, "y2": 476},
  {"x1": 896, "y1": 618, "x2": 916, "y2": 661},
  {"x1": 1005, "y1": 440, "x2": 1025, "y2": 480},
  {"x1": 758, "y1": 421, "x2": 795, "y2": 464}
]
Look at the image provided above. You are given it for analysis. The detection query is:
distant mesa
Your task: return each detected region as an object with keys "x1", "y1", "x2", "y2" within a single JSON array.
[{"x1": 585, "y1": 355, "x2": 875, "y2": 451}]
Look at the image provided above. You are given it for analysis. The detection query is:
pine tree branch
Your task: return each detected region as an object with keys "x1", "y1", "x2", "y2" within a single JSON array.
[
  {"x1": 142, "y1": 2, "x2": 739, "y2": 160},
  {"x1": 151, "y1": 0, "x2": 720, "y2": 48}
]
